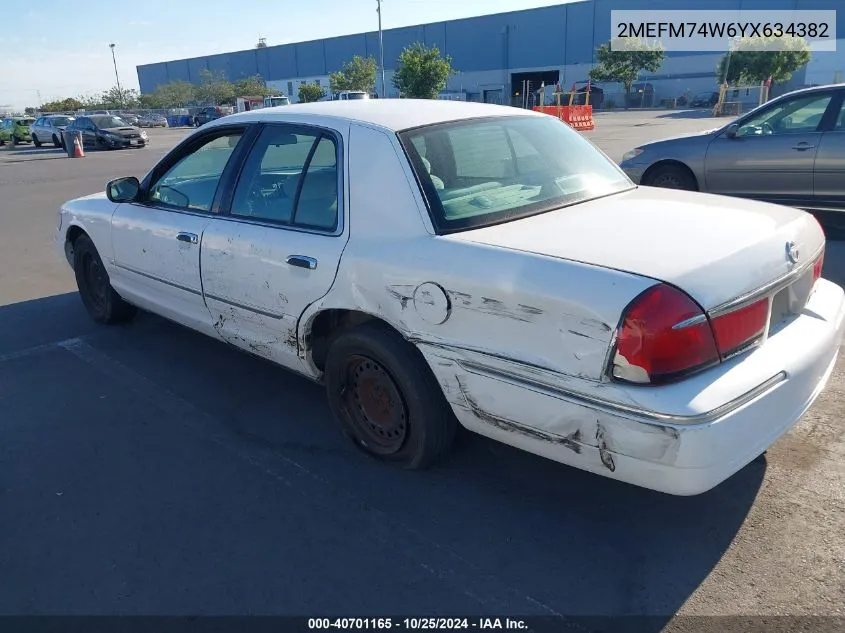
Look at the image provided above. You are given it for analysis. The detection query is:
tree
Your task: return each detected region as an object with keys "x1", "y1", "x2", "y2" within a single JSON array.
[
  {"x1": 298, "y1": 83, "x2": 326, "y2": 103},
  {"x1": 101, "y1": 86, "x2": 140, "y2": 109},
  {"x1": 78, "y1": 94, "x2": 105, "y2": 109},
  {"x1": 40, "y1": 97, "x2": 83, "y2": 112},
  {"x1": 329, "y1": 55, "x2": 377, "y2": 93},
  {"x1": 147, "y1": 80, "x2": 197, "y2": 107},
  {"x1": 589, "y1": 38, "x2": 665, "y2": 94},
  {"x1": 392, "y1": 43, "x2": 454, "y2": 99},
  {"x1": 196, "y1": 68, "x2": 235, "y2": 105},
  {"x1": 233, "y1": 74, "x2": 279, "y2": 97},
  {"x1": 256, "y1": 37, "x2": 267, "y2": 48},
  {"x1": 717, "y1": 36, "x2": 810, "y2": 86}
]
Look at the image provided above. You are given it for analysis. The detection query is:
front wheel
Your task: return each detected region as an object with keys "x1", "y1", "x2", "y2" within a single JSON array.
[
  {"x1": 52, "y1": 134, "x2": 62, "y2": 148},
  {"x1": 32, "y1": 135, "x2": 41, "y2": 147},
  {"x1": 645, "y1": 164, "x2": 697, "y2": 190},
  {"x1": 324, "y1": 322, "x2": 457, "y2": 469},
  {"x1": 72, "y1": 234, "x2": 137, "y2": 325}
]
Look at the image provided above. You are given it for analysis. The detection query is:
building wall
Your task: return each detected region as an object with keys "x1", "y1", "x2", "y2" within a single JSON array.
[{"x1": 137, "y1": 0, "x2": 845, "y2": 104}]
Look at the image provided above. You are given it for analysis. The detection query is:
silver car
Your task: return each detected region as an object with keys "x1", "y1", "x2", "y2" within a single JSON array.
[
  {"x1": 620, "y1": 84, "x2": 845, "y2": 213},
  {"x1": 30, "y1": 114, "x2": 75, "y2": 148}
]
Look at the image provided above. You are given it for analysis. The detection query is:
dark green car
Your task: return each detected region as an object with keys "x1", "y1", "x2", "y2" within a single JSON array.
[{"x1": 0, "y1": 117, "x2": 35, "y2": 145}]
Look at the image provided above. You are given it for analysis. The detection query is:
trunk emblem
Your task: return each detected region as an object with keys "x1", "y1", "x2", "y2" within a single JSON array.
[{"x1": 785, "y1": 241, "x2": 800, "y2": 265}]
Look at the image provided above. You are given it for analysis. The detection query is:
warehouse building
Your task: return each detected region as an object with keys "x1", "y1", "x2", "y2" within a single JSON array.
[{"x1": 136, "y1": 0, "x2": 844, "y2": 107}]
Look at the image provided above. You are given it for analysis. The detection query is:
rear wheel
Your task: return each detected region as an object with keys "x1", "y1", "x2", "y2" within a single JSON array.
[
  {"x1": 72, "y1": 234, "x2": 137, "y2": 325},
  {"x1": 644, "y1": 164, "x2": 697, "y2": 191},
  {"x1": 324, "y1": 322, "x2": 457, "y2": 469}
]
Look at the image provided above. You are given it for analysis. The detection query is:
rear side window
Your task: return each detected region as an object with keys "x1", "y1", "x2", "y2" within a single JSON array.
[
  {"x1": 399, "y1": 115, "x2": 631, "y2": 234},
  {"x1": 230, "y1": 125, "x2": 340, "y2": 231}
]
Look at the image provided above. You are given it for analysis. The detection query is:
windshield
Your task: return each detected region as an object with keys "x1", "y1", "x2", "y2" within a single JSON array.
[
  {"x1": 49, "y1": 117, "x2": 73, "y2": 126},
  {"x1": 92, "y1": 116, "x2": 129, "y2": 128},
  {"x1": 18, "y1": 118, "x2": 35, "y2": 126},
  {"x1": 399, "y1": 114, "x2": 633, "y2": 234},
  {"x1": 268, "y1": 97, "x2": 290, "y2": 106},
  {"x1": 345, "y1": 92, "x2": 368, "y2": 100}
]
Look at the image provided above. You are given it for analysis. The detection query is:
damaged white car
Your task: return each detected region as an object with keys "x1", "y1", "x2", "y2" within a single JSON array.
[{"x1": 55, "y1": 100, "x2": 845, "y2": 496}]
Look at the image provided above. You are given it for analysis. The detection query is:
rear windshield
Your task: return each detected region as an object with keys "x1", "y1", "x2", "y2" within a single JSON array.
[
  {"x1": 398, "y1": 114, "x2": 632, "y2": 234},
  {"x1": 49, "y1": 117, "x2": 72, "y2": 126},
  {"x1": 18, "y1": 118, "x2": 35, "y2": 125},
  {"x1": 91, "y1": 116, "x2": 128, "y2": 128},
  {"x1": 344, "y1": 93, "x2": 368, "y2": 99}
]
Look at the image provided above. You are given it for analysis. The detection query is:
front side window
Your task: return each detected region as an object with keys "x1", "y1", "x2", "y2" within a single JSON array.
[
  {"x1": 737, "y1": 93, "x2": 834, "y2": 136},
  {"x1": 230, "y1": 126, "x2": 339, "y2": 231},
  {"x1": 399, "y1": 115, "x2": 632, "y2": 233},
  {"x1": 149, "y1": 132, "x2": 244, "y2": 212}
]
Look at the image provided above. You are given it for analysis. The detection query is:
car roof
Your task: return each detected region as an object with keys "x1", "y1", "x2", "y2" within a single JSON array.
[{"x1": 218, "y1": 99, "x2": 540, "y2": 132}]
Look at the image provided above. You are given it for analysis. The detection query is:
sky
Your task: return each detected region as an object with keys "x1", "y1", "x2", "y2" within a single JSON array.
[{"x1": 0, "y1": 0, "x2": 574, "y2": 111}]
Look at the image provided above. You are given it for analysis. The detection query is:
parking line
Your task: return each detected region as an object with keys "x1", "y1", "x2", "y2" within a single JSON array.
[
  {"x1": 55, "y1": 336, "x2": 576, "y2": 624},
  {"x1": 0, "y1": 337, "x2": 83, "y2": 363}
]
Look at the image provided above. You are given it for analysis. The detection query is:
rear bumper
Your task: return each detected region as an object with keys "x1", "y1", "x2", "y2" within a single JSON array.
[{"x1": 423, "y1": 279, "x2": 845, "y2": 495}]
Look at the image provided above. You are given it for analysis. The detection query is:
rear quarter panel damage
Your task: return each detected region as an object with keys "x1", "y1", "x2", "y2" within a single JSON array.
[{"x1": 297, "y1": 122, "x2": 666, "y2": 470}]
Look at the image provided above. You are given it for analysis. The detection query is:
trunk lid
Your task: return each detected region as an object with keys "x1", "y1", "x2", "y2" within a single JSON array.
[{"x1": 446, "y1": 187, "x2": 824, "y2": 311}]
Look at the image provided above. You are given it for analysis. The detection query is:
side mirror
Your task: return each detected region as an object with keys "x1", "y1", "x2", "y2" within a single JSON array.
[
  {"x1": 724, "y1": 123, "x2": 739, "y2": 139},
  {"x1": 107, "y1": 176, "x2": 141, "y2": 203}
]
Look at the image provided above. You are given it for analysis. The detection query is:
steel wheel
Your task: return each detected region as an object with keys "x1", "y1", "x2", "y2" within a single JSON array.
[
  {"x1": 82, "y1": 250, "x2": 110, "y2": 314},
  {"x1": 341, "y1": 355, "x2": 409, "y2": 455}
]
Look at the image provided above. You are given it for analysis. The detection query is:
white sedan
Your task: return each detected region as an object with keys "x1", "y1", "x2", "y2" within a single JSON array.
[{"x1": 55, "y1": 100, "x2": 845, "y2": 496}]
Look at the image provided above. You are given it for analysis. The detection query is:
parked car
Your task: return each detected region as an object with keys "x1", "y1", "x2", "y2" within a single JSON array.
[
  {"x1": 0, "y1": 116, "x2": 35, "y2": 145},
  {"x1": 620, "y1": 84, "x2": 845, "y2": 213},
  {"x1": 65, "y1": 114, "x2": 148, "y2": 149},
  {"x1": 117, "y1": 113, "x2": 140, "y2": 125},
  {"x1": 690, "y1": 91, "x2": 720, "y2": 108},
  {"x1": 54, "y1": 100, "x2": 844, "y2": 496},
  {"x1": 31, "y1": 114, "x2": 75, "y2": 148},
  {"x1": 193, "y1": 106, "x2": 227, "y2": 127},
  {"x1": 137, "y1": 113, "x2": 168, "y2": 128}
]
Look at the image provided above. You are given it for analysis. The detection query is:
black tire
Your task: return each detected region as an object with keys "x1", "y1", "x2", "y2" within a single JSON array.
[
  {"x1": 72, "y1": 234, "x2": 137, "y2": 325},
  {"x1": 324, "y1": 321, "x2": 457, "y2": 469},
  {"x1": 644, "y1": 164, "x2": 697, "y2": 191},
  {"x1": 32, "y1": 135, "x2": 41, "y2": 147},
  {"x1": 12, "y1": 136, "x2": 19, "y2": 146},
  {"x1": 52, "y1": 134, "x2": 62, "y2": 148}
]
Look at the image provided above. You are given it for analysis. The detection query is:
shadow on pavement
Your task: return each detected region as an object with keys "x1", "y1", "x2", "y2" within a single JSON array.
[
  {"x1": 656, "y1": 110, "x2": 722, "y2": 120},
  {"x1": 0, "y1": 293, "x2": 764, "y2": 623}
]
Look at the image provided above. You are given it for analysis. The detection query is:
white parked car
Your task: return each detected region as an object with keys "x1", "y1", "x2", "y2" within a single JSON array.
[{"x1": 54, "y1": 100, "x2": 845, "y2": 496}]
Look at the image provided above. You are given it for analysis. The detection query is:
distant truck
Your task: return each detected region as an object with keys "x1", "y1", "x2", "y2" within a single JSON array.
[
  {"x1": 236, "y1": 95, "x2": 291, "y2": 113},
  {"x1": 320, "y1": 90, "x2": 371, "y2": 102}
]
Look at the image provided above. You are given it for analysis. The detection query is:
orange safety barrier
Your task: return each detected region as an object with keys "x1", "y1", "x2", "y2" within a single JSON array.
[{"x1": 532, "y1": 104, "x2": 595, "y2": 131}]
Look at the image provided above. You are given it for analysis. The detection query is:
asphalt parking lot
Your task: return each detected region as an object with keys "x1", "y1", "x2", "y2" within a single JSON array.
[{"x1": 1, "y1": 113, "x2": 843, "y2": 626}]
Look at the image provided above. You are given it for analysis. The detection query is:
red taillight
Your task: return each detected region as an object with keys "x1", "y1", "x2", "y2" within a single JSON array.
[
  {"x1": 710, "y1": 297, "x2": 769, "y2": 359},
  {"x1": 612, "y1": 284, "x2": 719, "y2": 384},
  {"x1": 812, "y1": 249, "x2": 825, "y2": 283}
]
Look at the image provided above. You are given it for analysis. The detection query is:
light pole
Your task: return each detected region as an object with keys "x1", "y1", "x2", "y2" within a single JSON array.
[
  {"x1": 377, "y1": 0, "x2": 385, "y2": 98},
  {"x1": 109, "y1": 43, "x2": 124, "y2": 108}
]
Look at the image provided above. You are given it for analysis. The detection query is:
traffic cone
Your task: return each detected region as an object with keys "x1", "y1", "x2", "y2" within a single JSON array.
[{"x1": 72, "y1": 136, "x2": 84, "y2": 158}]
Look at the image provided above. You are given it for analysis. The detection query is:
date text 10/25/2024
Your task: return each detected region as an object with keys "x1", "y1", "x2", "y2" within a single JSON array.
[{"x1": 308, "y1": 618, "x2": 529, "y2": 630}]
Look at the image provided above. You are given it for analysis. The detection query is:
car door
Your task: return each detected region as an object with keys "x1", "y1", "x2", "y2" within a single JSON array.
[
  {"x1": 200, "y1": 122, "x2": 349, "y2": 371},
  {"x1": 109, "y1": 124, "x2": 254, "y2": 336},
  {"x1": 75, "y1": 117, "x2": 95, "y2": 146},
  {"x1": 813, "y1": 91, "x2": 845, "y2": 212},
  {"x1": 704, "y1": 90, "x2": 837, "y2": 207}
]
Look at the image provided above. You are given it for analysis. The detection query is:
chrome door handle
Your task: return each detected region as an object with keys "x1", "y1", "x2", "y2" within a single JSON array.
[
  {"x1": 286, "y1": 255, "x2": 317, "y2": 270},
  {"x1": 792, "y1": 144, "x2": 815, "y2": 150},
  {"x1": 176, "y1": 232, "x2": 198, "y2": 244}
]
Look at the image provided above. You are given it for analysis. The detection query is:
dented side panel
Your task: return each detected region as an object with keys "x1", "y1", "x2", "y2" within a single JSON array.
[{"x1": 200, "y1": 216, "x2": 349, "y2": 372}]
